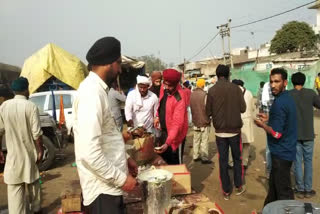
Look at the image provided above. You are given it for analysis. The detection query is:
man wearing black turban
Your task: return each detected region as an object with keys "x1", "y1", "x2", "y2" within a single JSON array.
[
  {"x1": 0, "y1": 77, "x2": 44, "y2": 214},
  {"x1": 74, "y1": 37, "x2": 137, "y2": 214}
]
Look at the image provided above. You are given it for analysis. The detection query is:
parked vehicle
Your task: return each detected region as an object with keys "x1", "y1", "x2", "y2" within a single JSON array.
[
  {"x1": 1, "y1": 112, "x2": 63, "y2": 171},
  {"x1": 0, "y1": 63, "x2": 63, "y2": 171},
  {"x1": 29, "y1": 90, "x2": 77, "y2": 140}
]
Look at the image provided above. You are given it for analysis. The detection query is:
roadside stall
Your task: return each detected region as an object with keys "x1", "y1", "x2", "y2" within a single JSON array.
[{"x1": 20, "y1": 43, "x2": 88, "y2": 94}]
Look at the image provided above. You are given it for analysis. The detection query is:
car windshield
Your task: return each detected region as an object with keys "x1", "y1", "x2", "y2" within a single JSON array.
[
  {"x1": 29, "y1": 95, "x2": 46, "y2": 113},
  {"x1": 48, "y1": 94, "x2": 72, "y2": 110}
]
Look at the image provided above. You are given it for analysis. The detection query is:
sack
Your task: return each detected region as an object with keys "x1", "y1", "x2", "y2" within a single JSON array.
[{"x1": 127, "y1": 134, "x2": 155, "y2": 165}]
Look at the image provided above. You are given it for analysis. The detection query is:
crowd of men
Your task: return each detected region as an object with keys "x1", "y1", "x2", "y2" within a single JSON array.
[{"x1": 0, "y1": 36, "x2": 320, "y2": 214}]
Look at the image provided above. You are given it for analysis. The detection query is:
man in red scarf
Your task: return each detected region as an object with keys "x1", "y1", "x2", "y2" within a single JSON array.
[{"x1": 154, "y1": 69, "x2": 188, "y2": 164}]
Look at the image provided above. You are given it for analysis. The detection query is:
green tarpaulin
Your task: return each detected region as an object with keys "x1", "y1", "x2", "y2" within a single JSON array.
[{"x1": 231, "y1": 61, "x2": 320, "y2": 96}]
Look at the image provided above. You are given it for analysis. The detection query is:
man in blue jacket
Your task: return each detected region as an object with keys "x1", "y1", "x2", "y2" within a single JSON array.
[{"x1": 255, "y1": 68, "x2": 297, "y2": 206}]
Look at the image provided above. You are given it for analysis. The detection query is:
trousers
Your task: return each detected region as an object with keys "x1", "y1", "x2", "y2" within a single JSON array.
[
  {"x1": 264, "y1": 156, "x2": 294, "y2": 206},
  {"x1": 86, "y1": 194, "x2": 125, "y2": 214},
  {"x1": 216, "y1": 134, "x2": 244, "y2": 194},
  {"x1": 7, "y1": 180, "x2": 41, "y2": 214}
]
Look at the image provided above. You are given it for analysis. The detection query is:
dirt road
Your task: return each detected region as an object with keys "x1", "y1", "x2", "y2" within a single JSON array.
[{"x1": 1, "y1": 113, "x2": 320, "y2": 213}]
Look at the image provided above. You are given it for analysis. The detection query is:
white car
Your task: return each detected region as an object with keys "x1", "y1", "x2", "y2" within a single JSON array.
[{"x1": 29, "y1": 90, "x2": 77, "y2": 138}]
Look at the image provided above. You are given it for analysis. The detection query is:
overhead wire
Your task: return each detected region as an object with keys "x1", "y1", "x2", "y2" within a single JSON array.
[
  {"x1": 231, "y1": 0, "x2": 317, "y2": 29},
  {"x1": 187, "y1": 0, "x2": 317, "y2": 61},
  {"x1": 187, "y1": 32, "x2": 219, "y2": 61}
]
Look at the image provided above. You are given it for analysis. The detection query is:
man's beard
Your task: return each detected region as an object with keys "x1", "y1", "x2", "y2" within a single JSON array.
[
  {"x1": 105, "y1": 69, "x2": 118, "y2": 88},
  {"x1": 153, "y1": 85, "x2": 161, "y2": 90}
]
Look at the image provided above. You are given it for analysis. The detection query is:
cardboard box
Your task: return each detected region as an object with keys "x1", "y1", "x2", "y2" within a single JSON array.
[
  {"x1": 61, "y1": 180, "x2": 82, "y2": 213},
  {"x1": 158, "y1": 164, "x2": 191, "y2": 195}
]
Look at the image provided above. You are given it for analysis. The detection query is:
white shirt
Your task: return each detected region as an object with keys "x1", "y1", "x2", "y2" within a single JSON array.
[
  {"x1": 73, "y1": 72, "x2": 128, "y2": 206},
  {"x1": 240, "y1": 87, "x2": 254, "y2": 119},
  {"x1": 0, "y1": 95, "x2": 43, "y2": 184},
  {"x1": 108, "y1": 88, "x2": 126, "y2": 120},
  {"x1": 261, "y1": 82, "x2": 271, "y2": 106},
  {"x1": 124, "y1": 89, "x2": 159, "y2": 131}
]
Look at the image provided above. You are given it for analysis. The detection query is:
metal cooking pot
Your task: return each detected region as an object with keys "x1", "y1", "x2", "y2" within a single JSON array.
[{"x1": 138, "y1": 168, "x2": 173, "y2": 214}]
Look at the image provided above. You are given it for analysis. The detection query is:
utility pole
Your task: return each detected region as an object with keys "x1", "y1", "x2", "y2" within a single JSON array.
[{"x1": 217, "y1": 19, "x2": 233, "y2": 68}]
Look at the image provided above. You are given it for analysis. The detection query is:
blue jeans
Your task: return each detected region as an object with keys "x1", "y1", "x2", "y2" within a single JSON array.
[
  {"x1": 266, "y1": 143, "x2": 272, "y2": 173},
  {"x1": 294, "y1": 140, "x2": 314, "y2": 192}
]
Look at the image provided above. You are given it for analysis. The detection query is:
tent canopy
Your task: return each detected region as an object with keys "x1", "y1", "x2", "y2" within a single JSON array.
[
  {"x1": 0, "y1": 63, "x2": 21, "y2": 85},
  {"x1": 21, "y1": 43, "x2": 88, "y2": 94},
  {"x1": 121, "y1": 55, "x2": 145, "y2": 69}
]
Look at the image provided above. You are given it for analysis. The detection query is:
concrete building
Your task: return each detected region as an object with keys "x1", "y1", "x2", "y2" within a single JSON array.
[
  {"x1": 179, "y1": 58, "x2": 220, "y2": 78},
  {"x1": 248, "y1": 43, "x2": 274, "y2": 59},
  {"x1": 309, "y1": 0, "x2": 320, "y2": 34}
]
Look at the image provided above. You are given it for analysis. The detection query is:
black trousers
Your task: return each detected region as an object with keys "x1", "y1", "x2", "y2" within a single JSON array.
[
  {"x1": 85, "y1": 194, "x2": 125, "y2": 214},
  {"x1": 264, "y1": 156, "x2": 294, "y2": 206},
  {"x1": 216, "y1": 134, "x2": 244, "y2": 194},
  {"x1": 159, "y1": 130, "x2": 185, "y2": 165}
]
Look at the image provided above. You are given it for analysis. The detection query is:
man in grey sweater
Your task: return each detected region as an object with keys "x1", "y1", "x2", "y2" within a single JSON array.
[{"x1": 289, "y1": 72, "x2": 320, "y2": 199}]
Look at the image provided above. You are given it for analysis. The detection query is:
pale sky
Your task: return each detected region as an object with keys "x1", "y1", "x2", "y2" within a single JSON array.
[{"x1": 0, "y1": 0, "x2": 316, "y2": 67}]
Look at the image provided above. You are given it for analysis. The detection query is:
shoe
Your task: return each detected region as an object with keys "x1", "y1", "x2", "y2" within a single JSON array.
[
  {"x1": 193, "y1": 158, "x2": 201, "y2": 162},
  {"x1": 235, "y1": 185, "x2": 246, "y2": 196},
  {"x1": 223, "y1": 193, "x2": 230, "y2": 200},
  {"x1": 295, "y1": 191, "x2": 305, "y2": 199},
  {"x1": 201, "y1": 160, "x2": 213, "y2": 164},
  {"x1": 305, "y1": 190, "x2": 316, "y2": 198}
]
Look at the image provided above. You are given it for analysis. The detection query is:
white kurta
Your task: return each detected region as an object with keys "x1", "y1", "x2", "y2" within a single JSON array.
[
  {"x1": 73, "y1": 72, "x2": 128, "y2": 206},
  {"x1": 240, "y1": 87, "x2": 255, "y2": 143},
  {"x1": 0, "y1": 95, "x2": 43, "y2": 184},
  {"x1": 124, "y1": 89, "x2": 159, "y2": 131}
]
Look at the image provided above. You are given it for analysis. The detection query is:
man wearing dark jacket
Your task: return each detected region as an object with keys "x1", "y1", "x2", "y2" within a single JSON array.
[{"x1": 206, "y1": 64, "x2": 246, "y2": 200}]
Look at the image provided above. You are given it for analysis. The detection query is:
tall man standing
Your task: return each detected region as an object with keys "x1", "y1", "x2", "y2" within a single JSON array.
[
  {"x1": 0, "y1": 77, "x2": 43, "y2": 214},
  {"x1": 125, "y1": 75, "x2": 159, "y2": 132},
  {"x1": 255, "y1": 68, "x2": 297, "y2": 206},
  {"x1": 289, "y1": 72, "x2": 320, "y2": 199},
  {"x1": 154, "y1": 69, "x2": 188, "y2": 164},
  {"x1": 230, "y1": 79, "x2": 255, "y2": 168},
  {"x1": 73, "y1": 37, "x2": 137, "y2": 214},
  {"x1": 206, "y1": 65, "x2": 246, "y2": 200},
  {"x1": 190, "y1": 79, "x2": 211, "y2": 164}
]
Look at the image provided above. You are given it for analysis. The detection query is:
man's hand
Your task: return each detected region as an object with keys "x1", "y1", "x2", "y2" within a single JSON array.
[
  {"x1": 257, "y1": 113, "x2": 268, "y2": 123},
  {"x1": 154, "y1": 117, "x2": 160, "y2": 129},
  {"x1": 154, "y1": 143, "x2": 168, "y2": 154},
  {"x1": 127, "y1": 157, "x2": 138, "y2": 177},
  {"x1": 254, "y1": 118, "x2": 265, "y2": 128},
  {"x1": 121, "y1": 174, "x2": 137, "y2": 192},
  {"x1": 0, "y1": 151, "x2": 5, "y2": 164},
  {"x1": 37, "y1": 148, "x2": 43, "y2": 164},
  {"x1": 35, "y1": 136, "x2": 44, "y2": 164},
  {"x1": 127, "y1": 120, "x2": 134, "y2": 128}
]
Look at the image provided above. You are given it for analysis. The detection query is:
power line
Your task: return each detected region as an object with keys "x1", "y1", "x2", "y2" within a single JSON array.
[
  {"x1": 231, "y1": 0, "x2": 317, "y2": 29},
  {"x1": 187, "y1": 0, "x2": 317, "y2": 62},
  {"x1": 187, "y1": 32, "x2": 219, "y2": 61}
]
